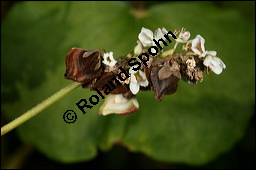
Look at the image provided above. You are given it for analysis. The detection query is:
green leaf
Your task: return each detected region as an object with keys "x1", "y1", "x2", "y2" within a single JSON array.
[{"x1": 1, "y1": 1, "x2": 254, "y2": 165}]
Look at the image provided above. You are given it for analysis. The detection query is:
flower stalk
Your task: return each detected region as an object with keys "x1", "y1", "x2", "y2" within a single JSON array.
[{"x1": 1, "y1": 82, "x2": 81, "y2": 136}]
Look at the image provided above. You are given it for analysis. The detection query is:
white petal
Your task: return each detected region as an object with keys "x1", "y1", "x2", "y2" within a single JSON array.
[
  {"x1": 134, "y1": 41, "x2": 143, "y2": 55},
  {"x1": 196, "y1": 35, "x2": 205, "y2": 50},
  {"x1": 154, "y1": 28, "x2": 165, "y2": 40},
  {"x1": 109, "y1": 51, "x2": 113, "y2": 57},
  {"x1": 139, "y1": 70, "x2": 146, "y2": 79},
  {"x1": 219, "y1": 59, "x2": 226, "y2": 69},
  {"x1": 199, "y1": 51, "x2": 208, "y2": 58},
  {"x1": 138, "y1": 27, "x2": 153, "y2": 47},
  {"x1": 186, "y1": 39, "x2": 193, "y2": 43},
  {"x1": 211, "y1": 57, "x2": 221, "y2": 67},
  {"x1": 115, "y1": 94, "x2": 127, "y2": 103},
  {"x1": 211, "y1": 65, "x2": 223, "y2": 75},
  {"x1": 99, "y1": 94, "x2": 115, "y2": 115},
  {"x1": 131, "y1": 97, "x2": 139, "y2": 108},
  {"x1": 204, "y1": 55, "x2": 226, "y2": 74},
  {"x1": 110, "y1": 60, "x2": 117, "y2": 67},
  {"x1": 191, "y1": 36, "x2": 199, "y2": 47},
  {"x1": 99, "y1": 94, "x2": 139, "y2": 115},
  {"x1": 109, "y1": 52, "x2": 117, "y2": 62},
  {"x1": 103, "y1": 53, "x2": 108, "y2": 61},
  {"x1": 139, "y1": 79, "x2": 149, "y2": 87},
  {"x1": 108, "y1": 52, "x2": 114, "y2": 60},
  {"x1": 199, "y1": 36, "x2": 206, "y2": 53},
  {"x1": 211, "y1": 56, "x2": 226, "y2": 69},
  {"x1": 191, "y1": 35, "x2": 205, "y2": 55},
  {"x1": 102, "y1": 60, "x2": 109, "y2": 66},
  {"x1": 182, "y1": 31, "x2": 190, "y2": 41},
  {"x1": 103, "y1": 52, "x2": 117, "y2": 67},
  {"x1": 191, "y1": 48, "x2": 202, "y2": 55},
  {"x1": 191, "y1": 38, "x2": 201, "y2": 55},
  {"x1": 162, "y1": 28, "x2": 168, "y2": 34},
  {"x1": 138, "y1": 70, "x2": 148, "y2": 87},
  {"x1": 203, "y1": 56, "x2": 212, "y2": 66},
  {"x1": 146, "y1": 40, "x2": 154, "y2": 47},
  {"x1": 130, "y1": 82, "x2": 140, "y2": 94},
  {"x1": 175, "y1": 30, "x2": 190, "y2": 43},
  {"x1": 141, "y1": 27, "x2": 153, "y2": 37},
  {"x1": 130, "y1": 74, "x2": 138, "y2": 83},
  {"x1": 207, "y1": 51, "x2": 217, "y2": 56}
]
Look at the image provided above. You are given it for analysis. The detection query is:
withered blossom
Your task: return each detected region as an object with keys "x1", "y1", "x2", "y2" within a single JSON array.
[
  {"x1": 64, "y1": 48, "x2": 103, "y2": 84},
  {"x1": 149, "y1": 57, "x2": 181, "y2": 101}
]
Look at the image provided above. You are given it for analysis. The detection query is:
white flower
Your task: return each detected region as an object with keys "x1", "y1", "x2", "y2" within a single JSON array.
[
  {"x1": 138, "y1": 27, "x2": 154, "y2": 47},
  {"x1": 129, "y1": 67, "x2": 149, "y2": 95},
  {"x1": 178, "y1": 32, "x2": 191, "y2": 43},
  {"x1": 176, "y1": 29, "x2": 191, "y2": 43},
  {"x1": 134, "y1": 41, "x2": 143, "y2": 56},
  {"x1": 154, "y1": 28, "x2": 168, "y2": 41},
  {"x1": 138, "y1": 27, "x2": 168, "y2": 47},
  {"x1": 191, "y1": 35, "x2": 206, "y2": 57},
  {"x1": 99, "y1": 94, "x2": 139, "y2": 116},
  {"x1": 102, "y1": 52, "x2": 117, "y2": 68},
  {"x1": 203, "y1": 51, "x2": 226, "y2": 74}
]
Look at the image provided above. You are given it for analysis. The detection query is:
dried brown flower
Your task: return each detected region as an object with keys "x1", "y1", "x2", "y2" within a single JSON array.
[
  {"x1": 150, "y1": 56, "x2": 181, "y2": 101},
  {"x1": 65, "y1": 48, "x2": 103, "y2": 84}
]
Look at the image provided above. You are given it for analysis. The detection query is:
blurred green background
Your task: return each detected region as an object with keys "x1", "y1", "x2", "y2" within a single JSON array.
[{"x1": 1, "y1": 1, "x2": 255, "y2": 169}]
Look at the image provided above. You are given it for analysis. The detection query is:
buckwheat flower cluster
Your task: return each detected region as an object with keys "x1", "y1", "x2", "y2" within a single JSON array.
[{"x1": 65, "y1": 27, "x2": 226, "y2": 116}]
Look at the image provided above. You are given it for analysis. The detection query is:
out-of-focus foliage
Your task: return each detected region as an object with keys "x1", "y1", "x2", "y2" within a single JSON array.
[{"x1": 1, "y1": 1, "x2": 254, "y2": 165}]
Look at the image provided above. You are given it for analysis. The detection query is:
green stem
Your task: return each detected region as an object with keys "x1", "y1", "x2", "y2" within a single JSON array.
[
  {"x1": 1, "y1": 82, "x2": 81, "y2": 136},
  {"x1": 172, "y1": 42, "x2": 179, "y2": 55}
]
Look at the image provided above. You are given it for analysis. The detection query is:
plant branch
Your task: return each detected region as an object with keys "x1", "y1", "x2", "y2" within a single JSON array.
[{"x1": 1, "y1": 82, "x2": 81, "y2": 136}]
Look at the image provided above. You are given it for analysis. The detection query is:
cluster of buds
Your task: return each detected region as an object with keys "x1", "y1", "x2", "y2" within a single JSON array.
[{"x1": 65, "y1": 27, "x2": 226, "y2": 116}]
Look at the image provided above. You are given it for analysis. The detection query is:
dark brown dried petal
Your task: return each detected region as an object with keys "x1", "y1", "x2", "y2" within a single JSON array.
[
  {"x1": 92, "y1": 72, "x2": 129, "y2": 95},
  {"x1": 158, "y1": 61, "x2": 181, "y2": 80},
  {"x1": 150, "y1": 60, "x2": 180, "y2": 101},
  {"x1": 158, "y1": 62, "x2": 173, "y2": 80},
  {"x1": 144, "y1": 64, "x2": 152, "y2": 86},
  {"x1": 64, "y1": 48, "x2": 103, "y2": 83}
]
